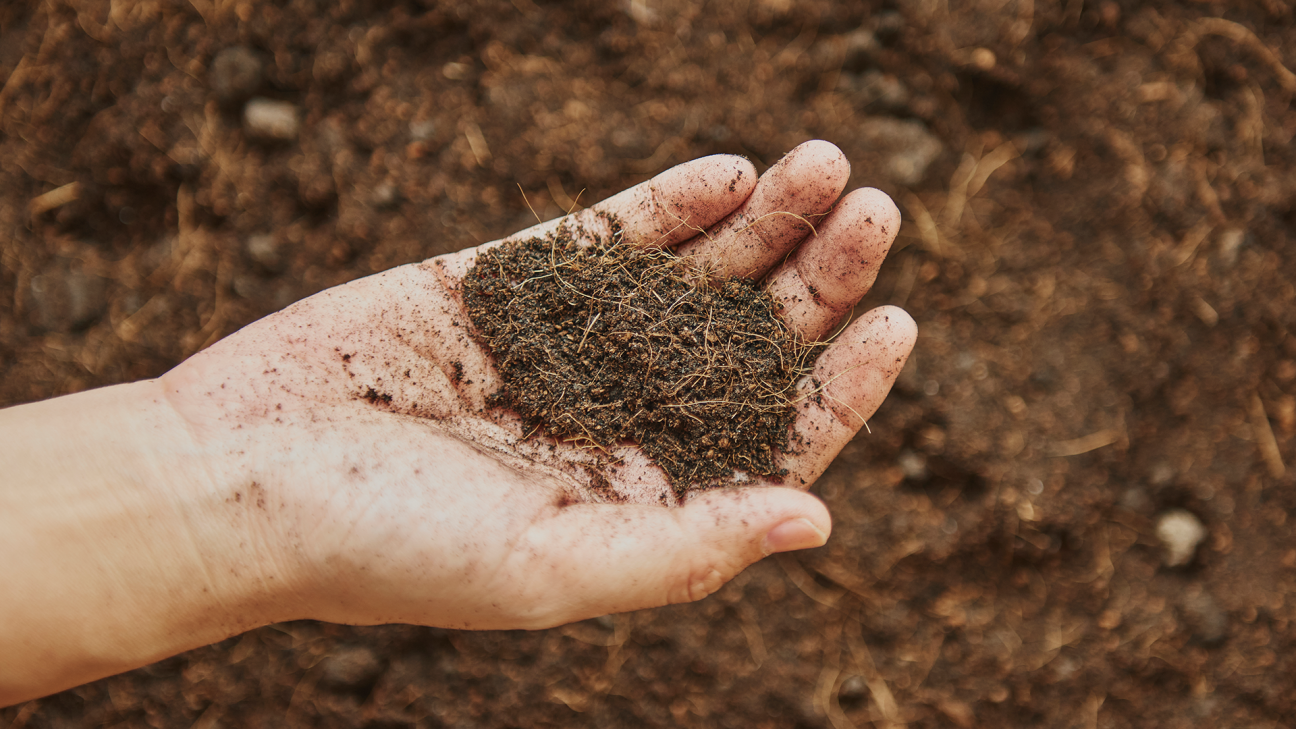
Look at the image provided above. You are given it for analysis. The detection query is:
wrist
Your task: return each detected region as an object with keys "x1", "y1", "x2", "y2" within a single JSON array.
[
  {"x1": 148, "y1": 376, "x2": 306, "y2": 624},
  {"x1": 0, "y1": 380, "x2": 290, "y2": 704}
]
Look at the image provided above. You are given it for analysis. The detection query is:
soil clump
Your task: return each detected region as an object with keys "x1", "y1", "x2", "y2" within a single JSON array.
[{"x1": 461, "y1": 220, "x2": 814, "y2": 494}]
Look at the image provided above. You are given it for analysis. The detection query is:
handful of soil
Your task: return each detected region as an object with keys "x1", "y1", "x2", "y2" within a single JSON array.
[{"x1": 461, "y1": 220, "x2": 816, "y2": 495}]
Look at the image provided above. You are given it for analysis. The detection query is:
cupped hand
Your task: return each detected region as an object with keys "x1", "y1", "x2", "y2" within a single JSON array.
[{"x1": 161, "y1": 140, "x2": 917, "y2": 631}]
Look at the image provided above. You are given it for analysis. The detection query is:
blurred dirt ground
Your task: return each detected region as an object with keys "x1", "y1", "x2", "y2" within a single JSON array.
[{"x1": 3, "y1": 0, "x2": 1296, "y2": 727}]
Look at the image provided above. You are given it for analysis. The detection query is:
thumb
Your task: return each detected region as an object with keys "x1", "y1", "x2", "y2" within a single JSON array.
[{"x1": 507, "y1": 487, "x2": 831, "y2": 629}]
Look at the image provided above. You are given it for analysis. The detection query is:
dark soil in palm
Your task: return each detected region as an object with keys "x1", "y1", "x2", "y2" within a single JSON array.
[{"x1": 461, "y1": 221, "x2": 812, "y2": 494}]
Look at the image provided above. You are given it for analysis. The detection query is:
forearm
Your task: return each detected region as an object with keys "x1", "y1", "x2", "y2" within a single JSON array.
[{"x1": 0, "y1": 381, "x2": 282, "y2": 706}]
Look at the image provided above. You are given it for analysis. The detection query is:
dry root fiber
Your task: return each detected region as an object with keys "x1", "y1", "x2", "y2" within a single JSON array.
[{"x1": 461, "y1": 217, "x2": 818, "y2": 495}]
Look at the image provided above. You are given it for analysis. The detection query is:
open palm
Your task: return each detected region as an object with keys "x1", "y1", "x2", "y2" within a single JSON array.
[{"x1": 159, "y1": 141, "x2": 916, "y2": 631}]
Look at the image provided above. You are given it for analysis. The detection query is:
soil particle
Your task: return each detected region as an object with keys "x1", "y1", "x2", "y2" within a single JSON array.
[
  {"x1": 856, "y1": 117, "x2": 943, "y2": 186},
  {"x1": 243, "y1": 98, "x2": 299, "y2": 141},
  {"x1": 582, "y1": 464, "x2": 620, "y2": 503},
  {"x1": 245, "y1": 233, "x2": 284, "y2": 272},
  {"x1": 208, "y1": 45, "x2": 263, "y2": 104},
  {"x1": 317, "y1": 646, "x2": 385, "y2": 694},
  {"x1": 26, "y1": 258, "x2": 108, "y2": 333},
  {"x1": 462, "y1": 218, "x2": 816, "y2": 494},
  {"x1": 1181, "y1": 585, "x2": 1229, "y2": 646},
  {"x1": 1156, "y1": 509, "x2": 1207, "y2": 567}
]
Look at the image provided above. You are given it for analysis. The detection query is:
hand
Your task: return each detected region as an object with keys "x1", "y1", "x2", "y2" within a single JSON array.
[{"x1": 160, "y1": 140, "x2": 916, "y2": 630}]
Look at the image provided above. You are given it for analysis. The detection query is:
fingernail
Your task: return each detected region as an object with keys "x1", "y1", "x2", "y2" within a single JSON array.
[{"x1": 761, "y1": 518, "x2": 828, "y2": 555}]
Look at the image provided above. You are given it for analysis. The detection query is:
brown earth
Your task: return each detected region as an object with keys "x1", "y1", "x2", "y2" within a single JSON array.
[
  {"x1": 462, "y1": 224, "x2": 811, "y2": 494},
  {"x1": 3, "y1": 1, "x2": 1296, "y2": 727}
]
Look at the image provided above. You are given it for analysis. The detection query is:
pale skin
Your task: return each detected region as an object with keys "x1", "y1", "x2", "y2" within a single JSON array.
[{"x1": 0, "y1": 140, "x2": 916, "y2": 706}]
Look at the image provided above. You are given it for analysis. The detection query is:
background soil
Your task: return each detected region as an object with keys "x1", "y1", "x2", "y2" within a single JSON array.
[{"x1": 2, "y1": 0, "x2": 1295, "y2": 726}]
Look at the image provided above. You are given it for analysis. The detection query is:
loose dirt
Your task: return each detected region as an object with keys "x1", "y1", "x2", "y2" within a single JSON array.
[
  {"x1": 3, "y1": 1, "x2": 1296, "y2": 727},
  {"x1": 462, "y1": 219, "x2": 814, "y2": 493}
]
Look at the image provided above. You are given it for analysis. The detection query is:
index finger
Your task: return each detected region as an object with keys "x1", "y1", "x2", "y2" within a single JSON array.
[
  {"x1": 429, "y1": 154, "x2": 758, "y2": 280},
  {"x1": 503, "y1": 154, "x2": 758, "y2": 252}
]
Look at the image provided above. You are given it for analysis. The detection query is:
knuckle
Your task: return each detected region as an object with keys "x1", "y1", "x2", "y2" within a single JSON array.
[
  {"x1": 646, "y1": 182, "x2": 673, "y2": 238},
  {"x1": 499, "y1": 575, "x2": 571, "y2": 630},
  {"x1": 668, "y1": 557, "x2": 737, "y2": 605}
]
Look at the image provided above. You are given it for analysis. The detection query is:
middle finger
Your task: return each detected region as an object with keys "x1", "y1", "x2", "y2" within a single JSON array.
[
  {"x1": 763, "y1": 187, "x2": 900, "y2": 342},
  {"x1": 674, "y1": 139, "x2": 850, "y2": 280}
]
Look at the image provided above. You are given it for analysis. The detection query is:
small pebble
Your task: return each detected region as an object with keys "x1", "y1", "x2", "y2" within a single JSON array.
[
  {"x1": 312, "y1": 50, "x2": 350, "y2": 84},
  {"x1": 27, "y1": 260, "x2": 107, "y2": 333},
  {"x1": 244, "y1": 98, "x2": 299, "y2": 140},
  {"x1": 858, "y1": 117, "x2": 942, "y2": 186},
  {"x1": 874, "y1": 11, "x2": 904, "y2": 43},
  {"x1": 442, "y1": 62, "x2": 470, "y2": 80},
  {"x1": 1182, "y1": 586, "x2": 1228, "y2": 644},
  {"x1": 232, "y1": 274, "x2": 261, "y2": 300},
  {"x1": 841, "y1": 29, "x2": 878, "y2": 69},
  {"x1": 839, "y1": 675, "x2": 867, "y2": 700},
  {"x1": 1217, "y1": 228, "x2": 1245, "y2": 268},
  {"x1": 210, "y1": 46, "x2": 263, "y2": 103},
  {"x1": 371, "y1": 181, "x2": 399, "y2": 209},
  {"x1": 409, "y1": 119, "x2": 436, "y2": 142},
  {"x1": 1155, "y1": 509, "x2": 1206, "y2": 567},
  {"x1": 317, "y1": 645, "x2": 383, "y2": 690},
  {"x1": 970, "y1": 47, "x2": 996, "y2": 70},
  {"x1": 245, "y1": 233, "x2": 283, "y2": 271},
  {"x1": 898, "y1": 450, "x2": 928, "y2": 481}
]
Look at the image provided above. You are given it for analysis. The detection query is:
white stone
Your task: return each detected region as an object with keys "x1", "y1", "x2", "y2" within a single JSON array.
[
  {"x1": 244, "y1": 98, "x2": 299, "y2": 140},
  {"x1": 898, "y1": 450, "x2": 927, "y2": 480},
  {"x1": 1155, "y1": 509, "x2": 1206, "y2": 567},
  {"x1": 858, "y1": 117, "x2": 943, "y2": 186}
]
